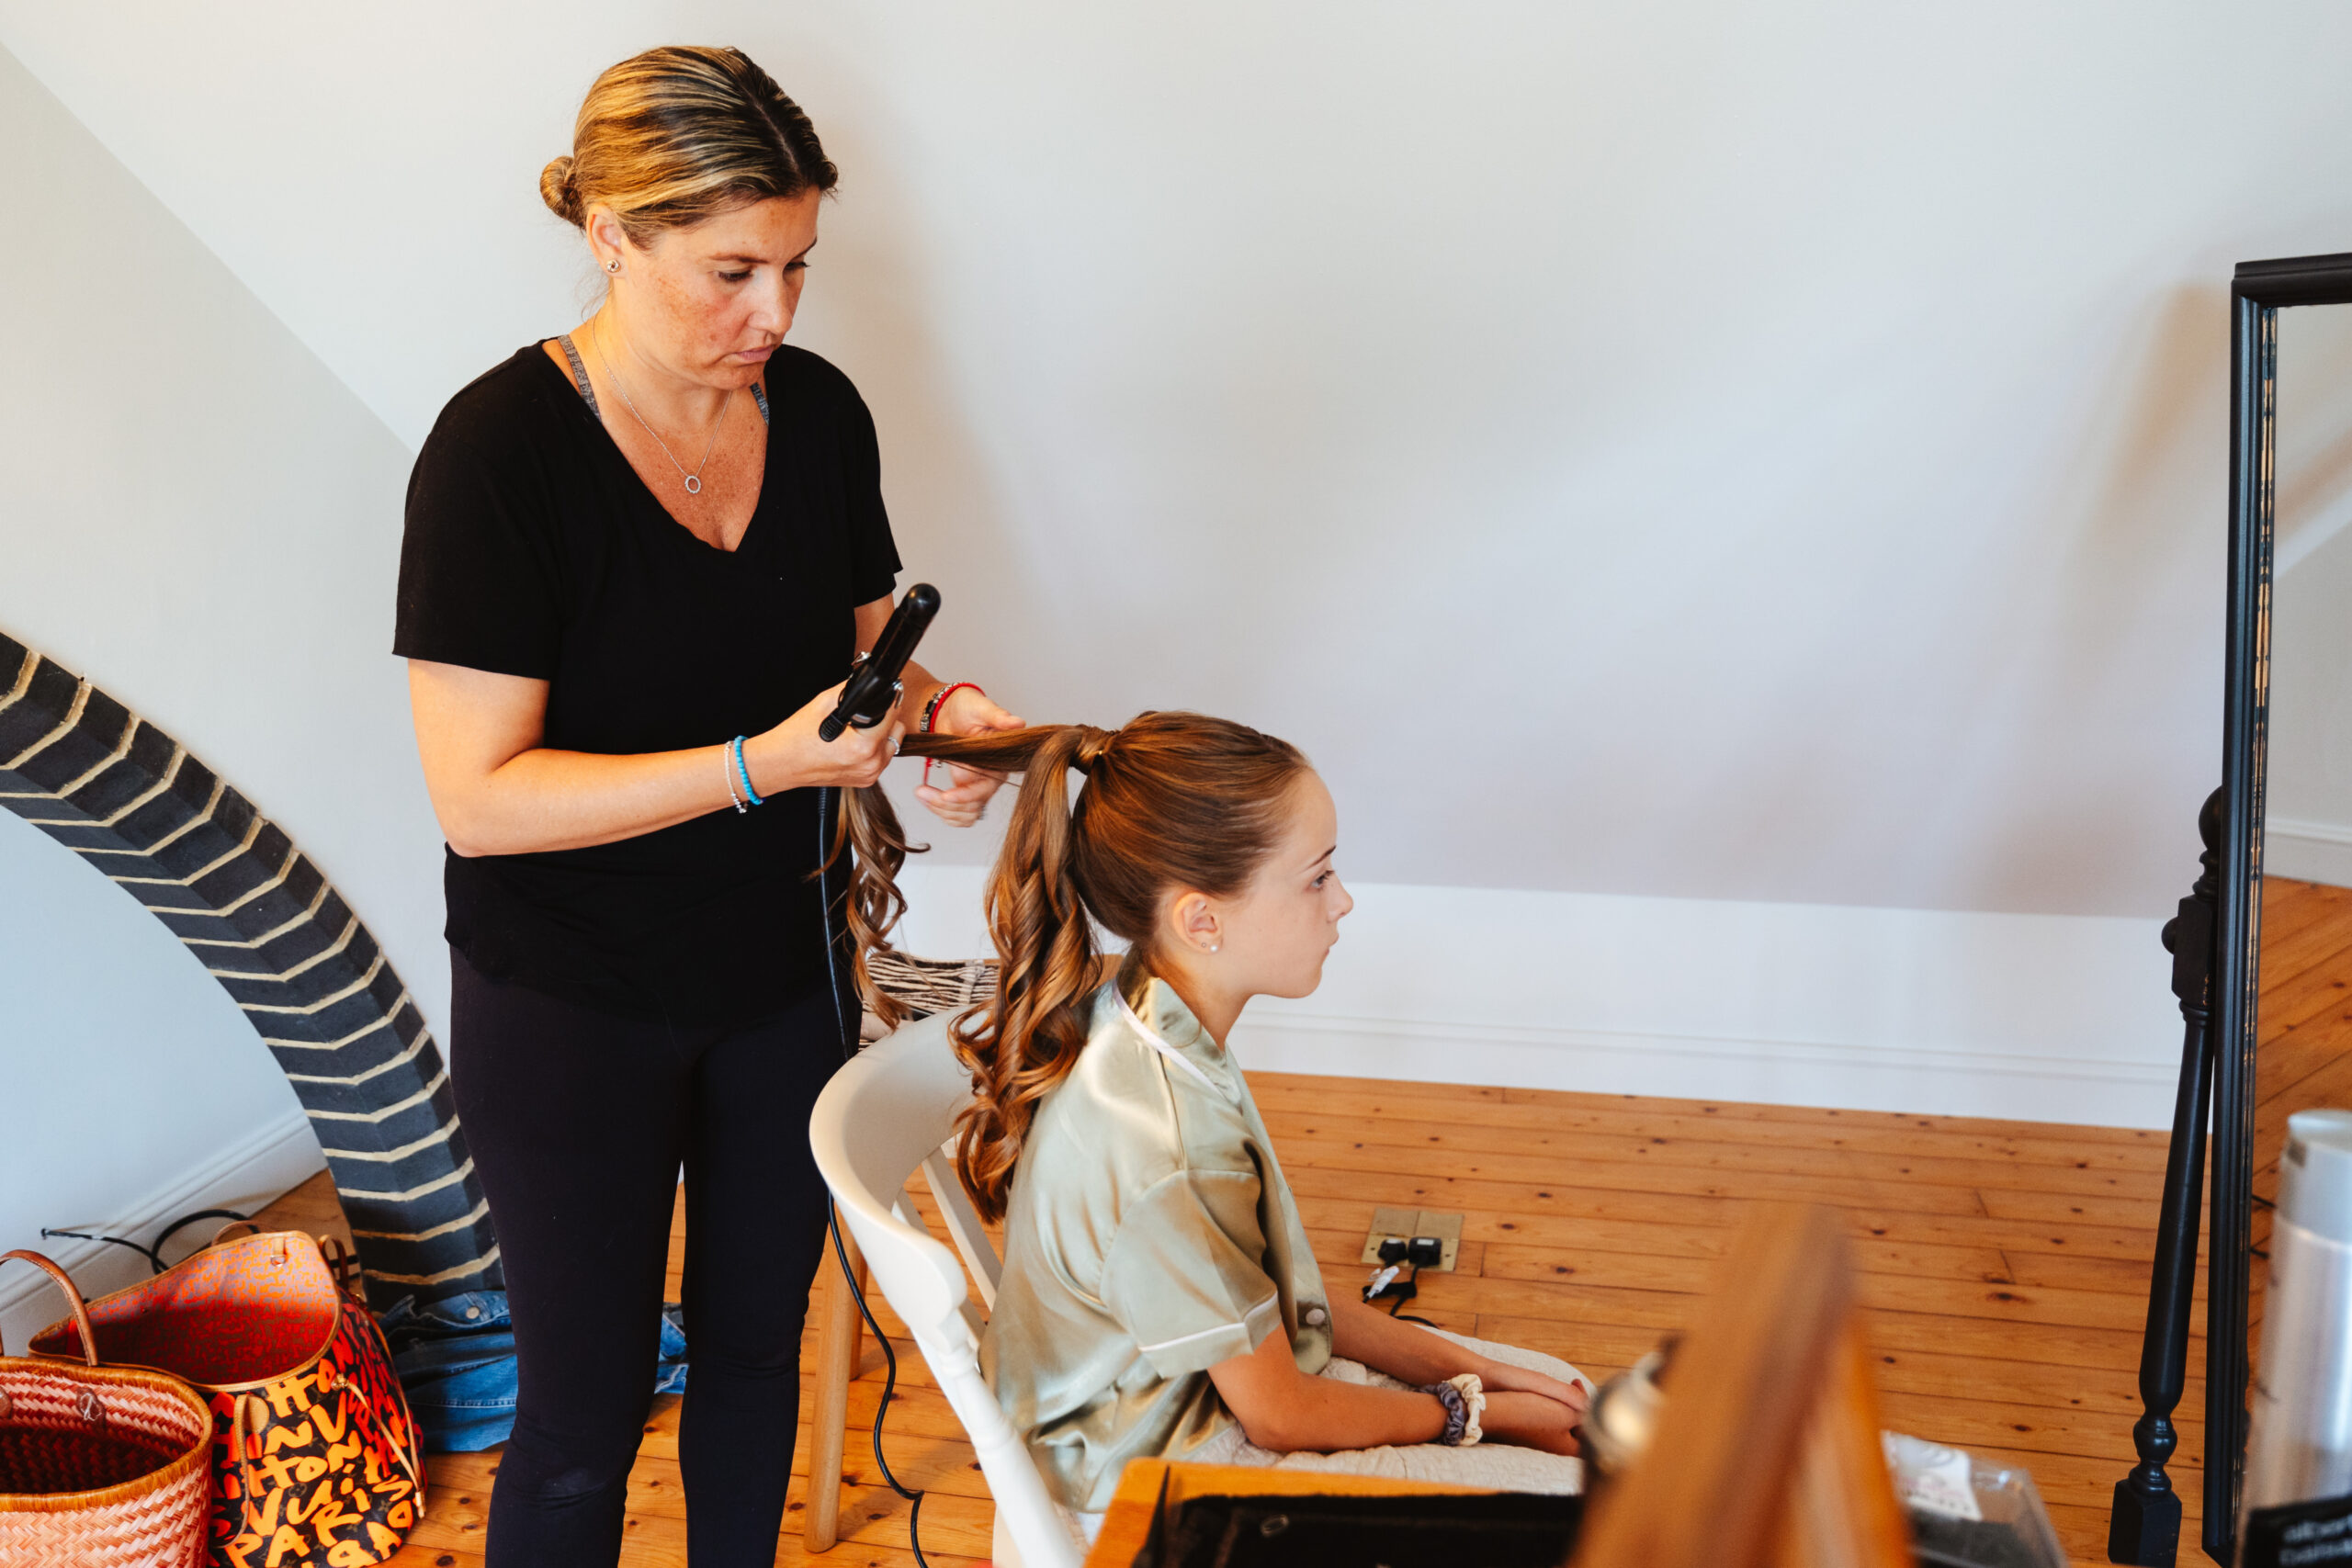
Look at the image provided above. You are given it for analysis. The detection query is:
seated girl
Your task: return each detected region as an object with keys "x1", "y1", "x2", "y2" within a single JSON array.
[{"x1": 894, "y1": 712, "x2": 1591, "y2": 1541}]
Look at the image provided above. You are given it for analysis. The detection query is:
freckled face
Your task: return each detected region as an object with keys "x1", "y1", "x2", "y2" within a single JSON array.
[
  {"x1": 617, "y1": 189, "x2": 820, "y2": 389},
  {"x1": 1215, "y1": 773, "x2": 1354, "y2": 1000}
]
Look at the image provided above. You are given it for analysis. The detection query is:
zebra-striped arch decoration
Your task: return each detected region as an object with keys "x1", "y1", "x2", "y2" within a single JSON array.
[{"x1": 0, "y1": 630, "x2": 498, "y2": 1309}]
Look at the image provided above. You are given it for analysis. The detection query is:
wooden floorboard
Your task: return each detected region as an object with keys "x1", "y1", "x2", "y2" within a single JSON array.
[{"x1": 260, "y1": 882, "x2": 2352, "y2": 1567}]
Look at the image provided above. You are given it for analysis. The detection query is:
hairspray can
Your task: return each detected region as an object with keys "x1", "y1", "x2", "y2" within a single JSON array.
[{"x1": 2239, "y1": 1110, "x2": 2352, "y2": 1563}]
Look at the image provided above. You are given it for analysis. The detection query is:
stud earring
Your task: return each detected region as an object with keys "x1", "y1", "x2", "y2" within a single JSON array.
[{"x1": 606, "y1": 258, "x2": 622, "y2": 274}]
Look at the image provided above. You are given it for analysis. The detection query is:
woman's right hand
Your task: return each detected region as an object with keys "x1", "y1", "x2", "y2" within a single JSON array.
[
  {"x1": 1479, "y1": 1390, "x2": 1585, "y2": 1457},
  {"x1": 747, "y1": 681, "x2": 907, "y2": 795}
]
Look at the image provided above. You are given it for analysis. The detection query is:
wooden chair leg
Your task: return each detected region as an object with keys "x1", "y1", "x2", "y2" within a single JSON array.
[
  {"x1": 804, "y1": 1211, "x2": 866, "y2": 1552},
  {"x1": 852, "y1": 1247, "x2": 869, "y2": 1365}
]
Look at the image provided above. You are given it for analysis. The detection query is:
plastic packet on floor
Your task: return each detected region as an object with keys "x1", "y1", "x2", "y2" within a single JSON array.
[{"x1": 1883, "y1": 1432, "x2": 2066, "y2": 1568}]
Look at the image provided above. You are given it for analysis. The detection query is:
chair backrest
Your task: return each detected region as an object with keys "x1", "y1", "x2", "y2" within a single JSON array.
[{"x1": 808, "y1": 1011, "x2": 1083, "y2": 1568}]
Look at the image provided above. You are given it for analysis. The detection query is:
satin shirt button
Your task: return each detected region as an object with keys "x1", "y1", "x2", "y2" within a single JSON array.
[{"x1": 1304, "y1": 1306, "x2": 1328, "y2": 1326}]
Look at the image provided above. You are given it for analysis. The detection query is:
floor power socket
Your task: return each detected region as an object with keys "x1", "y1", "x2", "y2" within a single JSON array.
[{"x1": 1359, "y1": 1207, "x2": 1464, "y2": 1273}]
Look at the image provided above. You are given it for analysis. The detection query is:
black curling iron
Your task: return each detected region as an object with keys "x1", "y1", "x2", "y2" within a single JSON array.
[{"x1": 820, "y1": 583, "x2": 940, "y2": 741}]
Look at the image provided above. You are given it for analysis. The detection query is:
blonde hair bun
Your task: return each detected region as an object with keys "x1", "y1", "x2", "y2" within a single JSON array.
[{"x1": 538, "y1": 155, "x2": 583, "y2": 226}]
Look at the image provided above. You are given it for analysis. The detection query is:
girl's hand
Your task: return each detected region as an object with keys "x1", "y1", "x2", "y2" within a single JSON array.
[
  {"x1": 749, "y1": 681, "x2": 905, "y2": 793},
  {"x1": 1476, "y1": 1358, "x2": 1592, "y2": 1423},
  {"x1": 914, "y1": 687, "x2": 1025, "y2": 828},
  {"x1": 1480, "y1": 1390, "x2": 1586, "y2": 1457}
]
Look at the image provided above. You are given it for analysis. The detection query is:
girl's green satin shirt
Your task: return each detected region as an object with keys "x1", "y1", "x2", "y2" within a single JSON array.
[{"x1": 978, "y1": 964, "x2": 1335, "y2": 1512}]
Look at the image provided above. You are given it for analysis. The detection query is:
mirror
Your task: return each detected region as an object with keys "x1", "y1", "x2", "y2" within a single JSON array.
[
  {"x1": 2112, "y1": 256, "x2": 2352, "y2": 1568},
  {"x1": 2249, "y1": 296, "x2": 2352, "y2": 1504}
]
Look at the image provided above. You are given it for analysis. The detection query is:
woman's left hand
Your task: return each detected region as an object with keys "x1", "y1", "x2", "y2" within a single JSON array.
[{"x1": 913, "y1": 686, "x2": 1025, "y2": 828}]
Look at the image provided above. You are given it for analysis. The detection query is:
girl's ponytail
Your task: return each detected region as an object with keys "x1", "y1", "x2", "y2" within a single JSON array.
[{"x1": 949, "y1": 724, "x2": 1103, "y2": 1220}]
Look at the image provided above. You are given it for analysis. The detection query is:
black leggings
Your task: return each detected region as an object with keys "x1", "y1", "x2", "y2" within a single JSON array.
[{"x1": 449, "y1": 950, "x2": 846, "y2": 1568}]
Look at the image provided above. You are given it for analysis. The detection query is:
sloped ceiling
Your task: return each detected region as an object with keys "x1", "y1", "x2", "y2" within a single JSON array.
[{"x1": 9, "y1": 2, "x2": 2352, "y2": 914}]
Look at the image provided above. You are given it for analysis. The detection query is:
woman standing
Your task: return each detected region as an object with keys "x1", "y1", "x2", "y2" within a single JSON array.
[{"x1": 394, "y1": 46, "x2": 1018, "y2": 1567}]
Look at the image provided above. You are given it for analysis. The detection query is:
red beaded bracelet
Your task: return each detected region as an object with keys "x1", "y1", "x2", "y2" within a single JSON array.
[
  {"x1": 922, "y1": 682, "x2": 987, "y2": 788},
  {"x1": 921, "y1": 682, "x2": 985, "y2": 734}
]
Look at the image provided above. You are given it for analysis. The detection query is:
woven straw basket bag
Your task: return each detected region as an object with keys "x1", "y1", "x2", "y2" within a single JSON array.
[{"x1": 0, "y1": 1249, "x2": 211, "y2": 1567}]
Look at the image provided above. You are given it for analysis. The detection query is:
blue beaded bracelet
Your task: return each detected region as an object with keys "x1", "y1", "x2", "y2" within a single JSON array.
[{"x1": 731, "y1": 736, "x2": 763, "y2": 807}]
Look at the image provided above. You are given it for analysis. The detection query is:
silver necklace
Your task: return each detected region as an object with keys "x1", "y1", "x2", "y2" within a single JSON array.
[{"x1": 594, "y1": 319, "x2": 729, "y2": 494}]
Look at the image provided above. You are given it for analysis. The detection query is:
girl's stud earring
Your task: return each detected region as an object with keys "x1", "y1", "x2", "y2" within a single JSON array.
[{"x1": 606, "y1": 258, "x2": 622, "y2": 274}]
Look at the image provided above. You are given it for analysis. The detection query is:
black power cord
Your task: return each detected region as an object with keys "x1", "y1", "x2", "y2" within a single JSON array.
[
  {"x1": 828, "y1": 1205, "x2": 931, "y2": 1568},
  {"x1": 1364, "y1": 1234, "x2": 1443, "y2": 1326},
  {"x1": 41, "y1": 1207, "x2": 251, "y2": 1274}
]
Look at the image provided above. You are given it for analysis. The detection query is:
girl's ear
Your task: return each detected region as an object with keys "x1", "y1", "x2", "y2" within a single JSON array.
[{"x1": 1170, "y1": 891, "x2": 1224, "y2": 956}]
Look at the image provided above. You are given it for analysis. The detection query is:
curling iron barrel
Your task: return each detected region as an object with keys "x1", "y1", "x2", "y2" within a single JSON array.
[{"x1": 819, "y1": 583, "x2": 940, "y2": 742}]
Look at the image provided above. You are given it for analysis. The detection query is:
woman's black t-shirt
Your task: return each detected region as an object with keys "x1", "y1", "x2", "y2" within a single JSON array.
[{"x1": 393, "y1": 343, "x2": 900, "y2": 1025}]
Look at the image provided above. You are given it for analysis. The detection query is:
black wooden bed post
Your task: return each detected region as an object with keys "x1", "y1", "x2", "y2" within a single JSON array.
[{"x1": 2109, "y1": 790, "x2": 2219, "y2": 1568}]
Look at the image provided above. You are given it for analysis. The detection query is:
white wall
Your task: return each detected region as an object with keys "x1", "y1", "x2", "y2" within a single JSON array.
[
  {"x1": 0, "y1": 820, "x2": 319, "y2": 1348},
  {"x1": 15, "y1": 1, "x2": 2345, "y2": 919},
  {"x1": 0, "y1": 47, "x2": 429, "y2": 1325},
  {"x1": 10, "y1": 6, "x2": 2349, "y2": 1135},
  {"x1": 2267, "y1": 304, "x2": 2352, "y2": 890},
  {"x1": 893, "y1": 863, "x2": 2183, "y2": 1128}
]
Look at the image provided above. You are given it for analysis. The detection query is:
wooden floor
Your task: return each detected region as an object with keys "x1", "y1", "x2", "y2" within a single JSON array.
[{"x1": 250, "y1": 879, "x2": 2352, "y2": 1568}]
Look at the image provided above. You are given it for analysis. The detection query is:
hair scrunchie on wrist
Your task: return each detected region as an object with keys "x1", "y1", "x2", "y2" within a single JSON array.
[
  {"x1": 1420, "y1": 1371, "x2": 1485, "y2": 1447},
  {"x1": 1451, "y1": 1372, "x2": 1486, "y2": 1446},
  {"x1": 1419, "y1": 1373, "x2": 1485, "y2": 1447}
]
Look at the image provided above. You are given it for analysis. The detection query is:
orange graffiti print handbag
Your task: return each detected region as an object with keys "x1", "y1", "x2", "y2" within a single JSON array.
[{"x1": 29, "y1": 1231, "x2": 424, "y2": 1568}]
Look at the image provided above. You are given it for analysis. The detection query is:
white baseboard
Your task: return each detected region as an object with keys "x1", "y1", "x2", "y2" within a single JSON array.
[
  {"x1": 2269, "y1": 817, "x2": 2352, "y2": 891},
  {"x1": 1225, "y1": 1012, "x2": 2176, "y2": 1126},
  {"x1": 0, "y1": 1106, "x2": 323, "y2": 1347},
  {"x1": 892, "y1": 864, "x2": 2183, "y2": 1129}
]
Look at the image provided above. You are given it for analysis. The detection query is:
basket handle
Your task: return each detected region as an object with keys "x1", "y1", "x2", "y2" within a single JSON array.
[
  {"x1": 0, "y1": 1249, "x2": 100, "y2": 1365},
  {"x1": 208, "y1": 1219, "x2": 266, "y2": 1249}
]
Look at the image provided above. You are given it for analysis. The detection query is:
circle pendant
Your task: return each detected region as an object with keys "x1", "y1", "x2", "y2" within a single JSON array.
[{"x1": 684, "y1": 475, "x2": 702, "y2": 494}]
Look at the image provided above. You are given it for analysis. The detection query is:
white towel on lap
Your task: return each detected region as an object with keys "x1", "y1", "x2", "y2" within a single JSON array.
[{"x1": 998, "y1": 1329, "x2": 1589, "y2": 1566}]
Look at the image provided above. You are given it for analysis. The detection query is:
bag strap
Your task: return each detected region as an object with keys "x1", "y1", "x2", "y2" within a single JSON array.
[
  {"x1": 343, "y1": 1299, "x2": 428, "y2": 1503},
  {"x1": 0, "y1": 1249, "x2": 99, "y2": 1365},
  {"x1": 558, "y1": 334, "x2": 602, "y2": 418},
  {"x1": 317, "y1": 1235, "x2": 367, "y2": 1303},
  {"x1": 208, "y1": 1219, "x2": 266, "y2": 1250}
]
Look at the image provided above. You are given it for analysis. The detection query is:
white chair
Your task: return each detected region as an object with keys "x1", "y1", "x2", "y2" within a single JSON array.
[{"x1": 807, "y1": 1011, "x2": 1087, "y2": 1568}]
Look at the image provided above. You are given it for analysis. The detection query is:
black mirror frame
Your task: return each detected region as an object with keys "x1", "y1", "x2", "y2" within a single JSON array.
[{"x1": 2111, "y1": 250, "x2": 2352, "y2": 1567}]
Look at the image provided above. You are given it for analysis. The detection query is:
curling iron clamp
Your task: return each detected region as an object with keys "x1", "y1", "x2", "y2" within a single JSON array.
[{"x1": 820, "y1": 582, "x2": 941, "y2": 742}]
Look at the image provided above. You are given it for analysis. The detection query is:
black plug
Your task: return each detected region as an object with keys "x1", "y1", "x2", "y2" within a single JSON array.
[
  {"x1": 1376, "y1": 1236, "x2": 1409, "y2": 1266},
  {"x1": 1407, "y1": 1235, "x2": 1443, "y2": 1269}
]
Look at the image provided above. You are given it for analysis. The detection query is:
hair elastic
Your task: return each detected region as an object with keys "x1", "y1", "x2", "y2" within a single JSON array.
[{"x1": 731, "y1": 736, "x2": 764, "y2": 807}]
